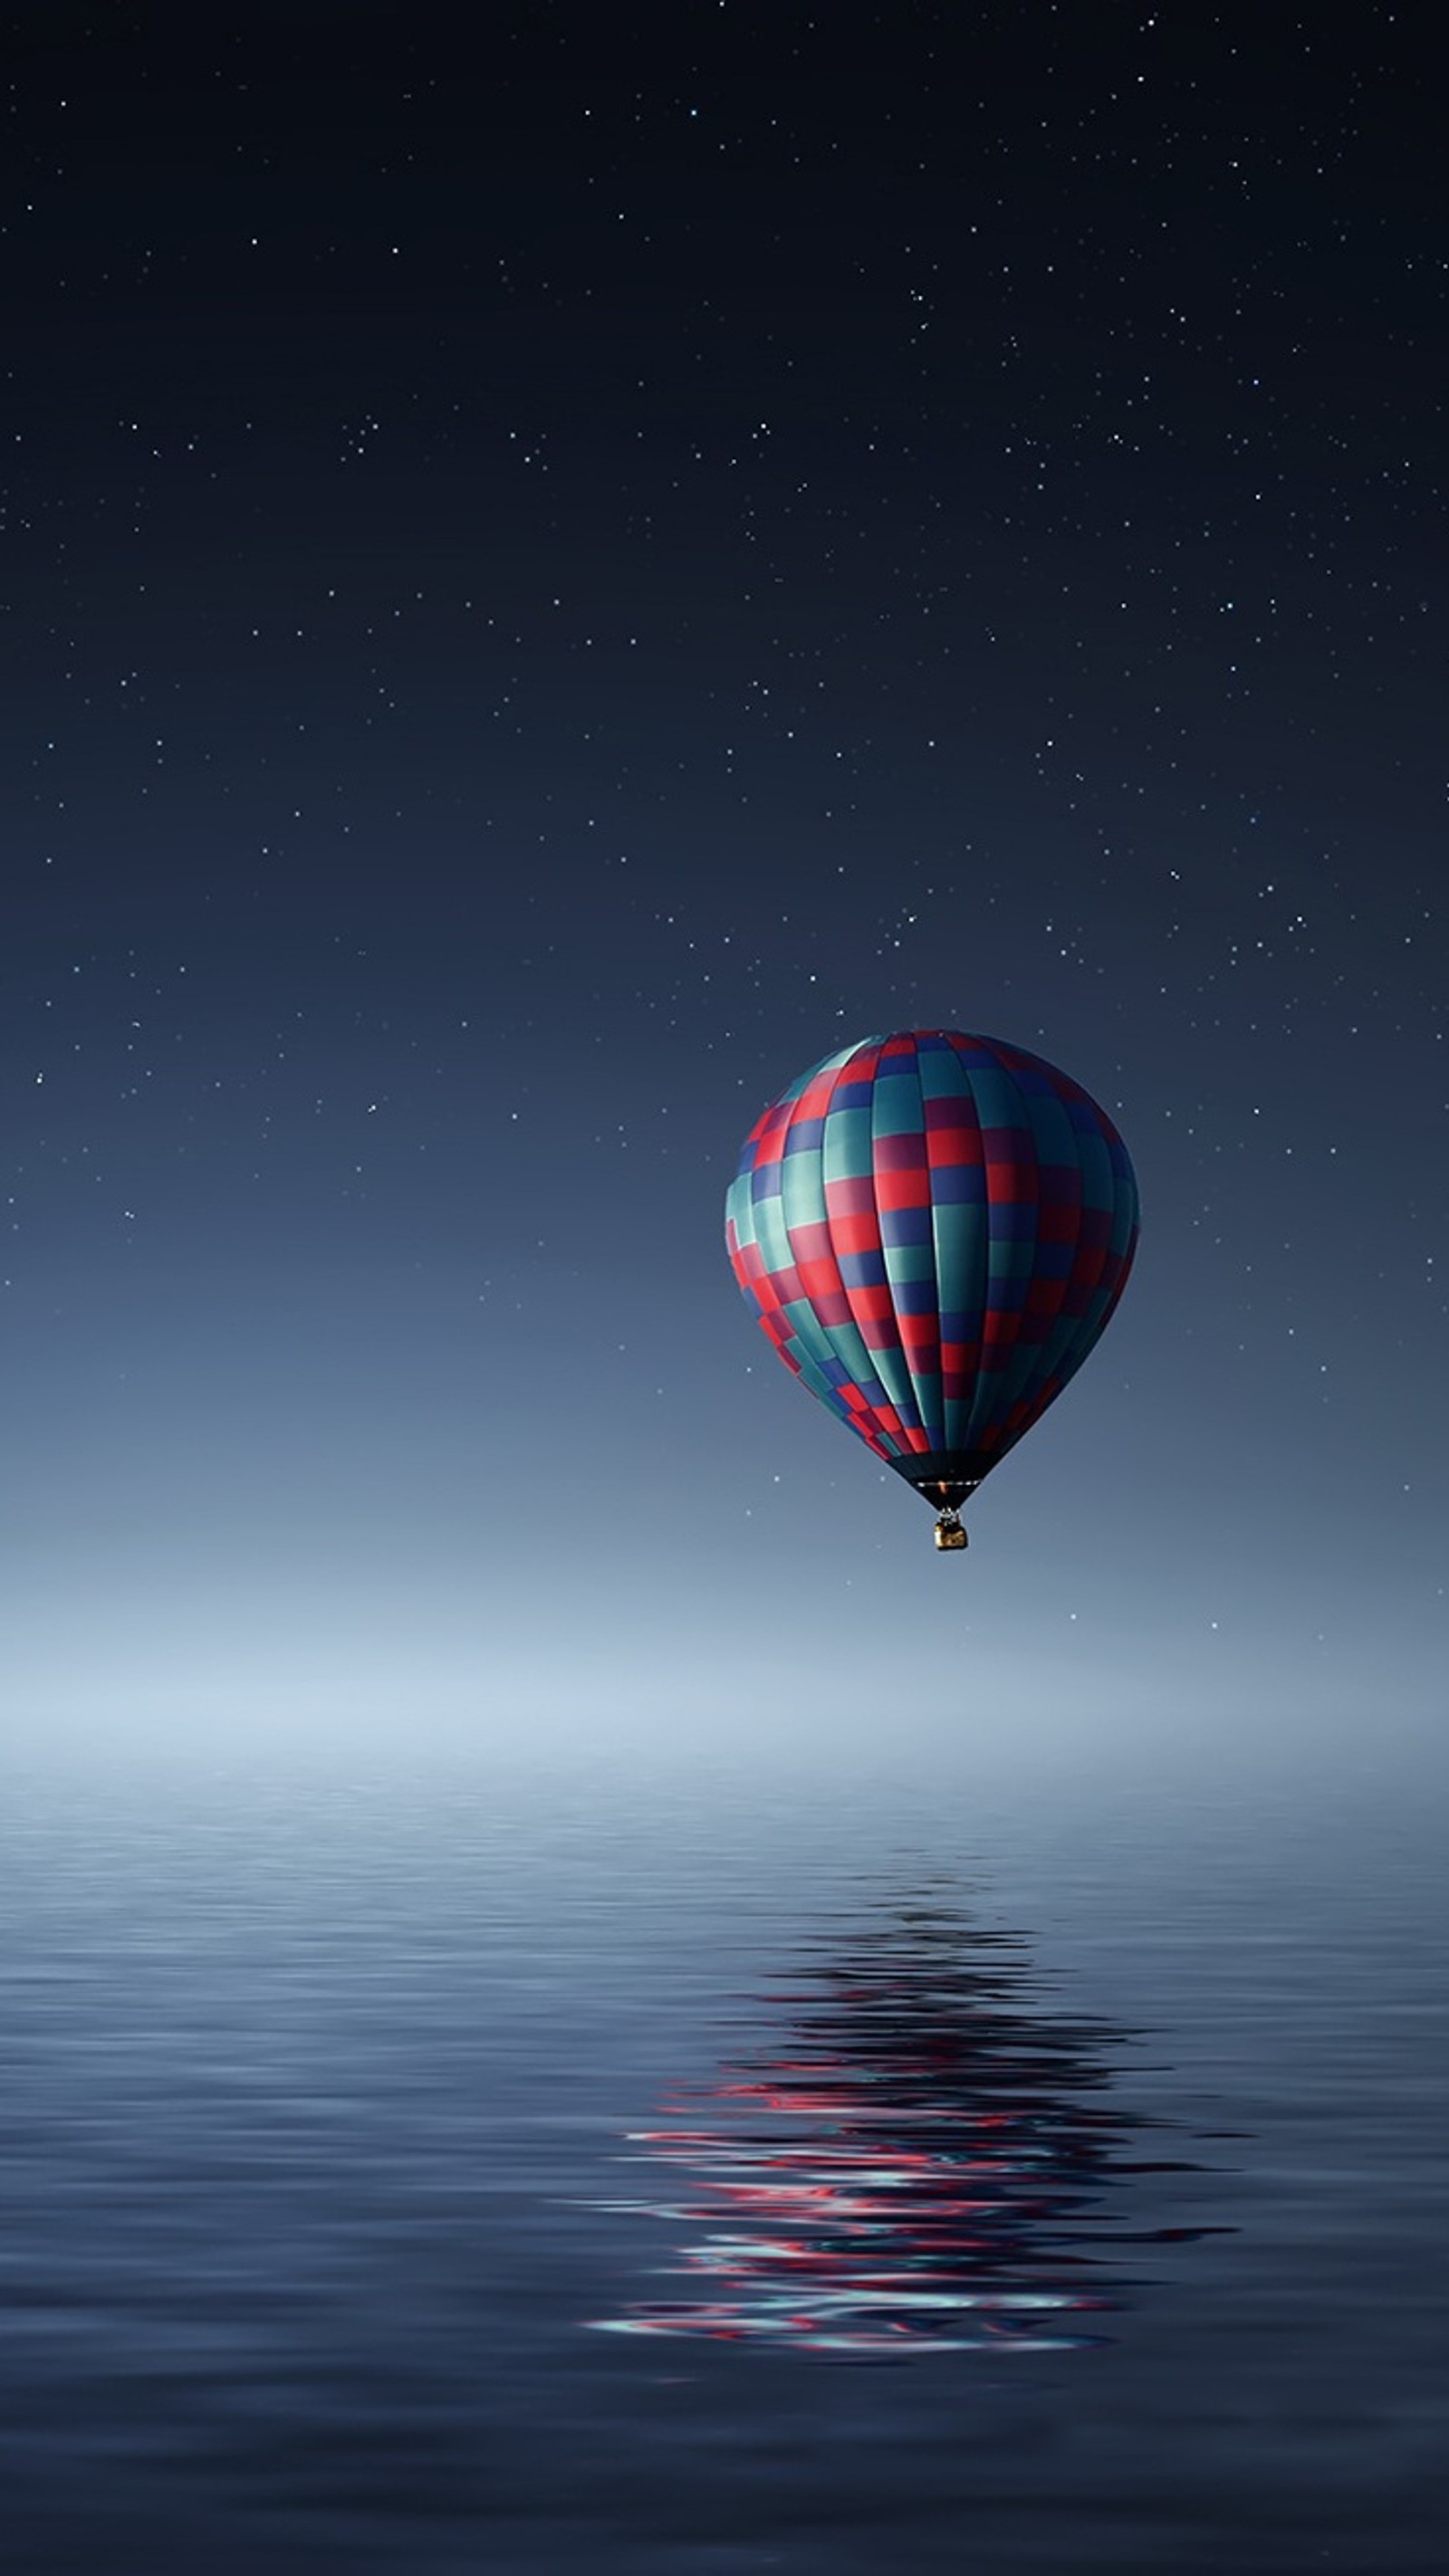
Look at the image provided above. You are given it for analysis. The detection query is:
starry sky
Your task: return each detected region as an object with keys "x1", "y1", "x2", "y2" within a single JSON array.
[{"x1": 5, "y1": 2, "x2": 1444, "y2": 1765}]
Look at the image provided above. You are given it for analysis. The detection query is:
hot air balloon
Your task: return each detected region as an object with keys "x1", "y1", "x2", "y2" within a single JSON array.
[{"x1": 724, "y1": 1030, "x2": 1138, "y2": 1549}]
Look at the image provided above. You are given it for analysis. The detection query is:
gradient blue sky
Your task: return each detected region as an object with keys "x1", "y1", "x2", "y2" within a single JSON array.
[{"x1": 4, "y1": 3, "x2": 1444, "y2": 1764}]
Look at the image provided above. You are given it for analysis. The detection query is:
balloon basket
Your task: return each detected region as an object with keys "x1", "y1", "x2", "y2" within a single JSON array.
[{"x1": 934, "y1": 1513, "x2": 968, "y2": 1553}]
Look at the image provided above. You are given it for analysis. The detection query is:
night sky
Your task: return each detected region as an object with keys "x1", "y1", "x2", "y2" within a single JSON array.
[{"x1": 5, "y1": 2, "x2": 1444, "y2": 1762}]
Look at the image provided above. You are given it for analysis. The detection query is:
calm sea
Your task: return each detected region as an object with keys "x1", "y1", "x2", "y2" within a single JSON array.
[{"x1": 0, "y1": 1745, "x2": 1444, "y2": 2572}]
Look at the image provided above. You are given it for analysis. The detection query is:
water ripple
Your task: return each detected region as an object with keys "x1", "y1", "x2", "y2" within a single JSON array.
[{"x1": 588, "y1": 1893, "x2": 1224, "y2": 2351}]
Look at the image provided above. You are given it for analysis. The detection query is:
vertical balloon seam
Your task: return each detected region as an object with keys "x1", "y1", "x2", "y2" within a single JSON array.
[
  {"x1": 974, "y1": 1052, "x2": 1044, "y2": 1448},
  {"x1": 1081, "y1": 1126, "x2": 1139, "y2": 1396},
  {"x1": 912, "y1": 1030, "x2": 959, "y2": 1473},
  {"x1": 911, "y1": 1034, "x2": 950, "y2": 1457},
  {"x1": 772, "y1": 1057, "x2": 848, "y2": 1395},
  {"x1": 990, "y1": 1049, "x2": 1088, "y2": 1447},
  {"x1": 914, "y1": 1033, "x2": 952, "y2": 1452},
  {"x1": 1005, "y1": 1049, "x2": 1126, "y2": 1446},
  {"x1": 774, "y1": 1038, "x2": 899, "y2": 1463},
  {"x1": 779, "y1": 1045, "x2": 889, "y2": 1455},
  {"x1": 738, "y1": 1045, "x2": 886, "y2": 1451},
  {"x1": 876, "y1": 1040, "x2": 927, "y2": 1462},
  {"x1": 955, "y1": 1039, "x2": 999, "y2": 1459},
  {"x1": 956, "y1": 1041, "x2": 1031, "y2": 1457},
  {"x1": 936, "y1": 1037, "x2": 989, "y2": 1461},
  {"x1": 826, "y1": 1044, "x2": 906, "y2": 1460},
  {"x1": 1055, "y1": 1107, "x2": 1122, "y2": 1399},
  {"x1": 984, "y1": 1041, "x2": 1044, "y2": 1457},
  {"x1": 874, "y1": 1036, "x2": 933, "y2": 1451},
  {"x1": 846, "y1": 1040, "x2": 911, "y2": 1446},
  {"x1": 1078, "y1": 1152, "x2": 1139, "y2": 1383},
  {"x1": 827, "y1": 1039, "x2": 916, "y2": 1456},
  {"x1": 1003, "y1": 1077, "x2": 1108, "y2": 1448},
  {"x1": 1008, "y1": 1119, "x2": 1092, "y2": 1444},
  {"x1": 813, "y1": 1042, "x2": 898, "y2": 1451},
  {"x1": 1012, "y1": 1078, "x2": 1137, "y2": 1446},
  {"x1": 802, "y1": 1042, "x2": 868, "y2": 1450},
  {"x1": 724, "y1": 1077, "x2": 814, "y2": 1421}
]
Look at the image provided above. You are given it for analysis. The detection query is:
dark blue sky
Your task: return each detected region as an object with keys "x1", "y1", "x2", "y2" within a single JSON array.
[{"x1": 5, "y1": 2, "x2": 1444, "y2": 1759}]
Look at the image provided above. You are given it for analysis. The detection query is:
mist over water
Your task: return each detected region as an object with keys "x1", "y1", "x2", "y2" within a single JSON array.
[{"x1": 1, "y1": 1741, "x2": 1444, "y2": 2572}]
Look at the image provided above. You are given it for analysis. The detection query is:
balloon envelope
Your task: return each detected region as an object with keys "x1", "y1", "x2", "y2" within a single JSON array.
[{"x1": 724, "y1": 1029, "x2": 1139, "y2": 1510}]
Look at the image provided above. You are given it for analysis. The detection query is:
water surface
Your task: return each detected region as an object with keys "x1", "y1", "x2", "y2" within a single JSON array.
[{"x1": 0, "y1": 1749, "x2": 1444, "y2": 2571}]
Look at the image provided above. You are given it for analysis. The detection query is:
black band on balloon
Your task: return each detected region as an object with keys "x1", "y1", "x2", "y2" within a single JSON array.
[{"x1": 883, "y1": 1451, "x2": 997, "y2": 1511}]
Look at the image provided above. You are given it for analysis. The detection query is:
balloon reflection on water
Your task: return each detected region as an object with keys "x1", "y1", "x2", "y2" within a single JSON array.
[{"x1": 589, "y1": 1899, "x2": 1214, "y2": 2355}]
